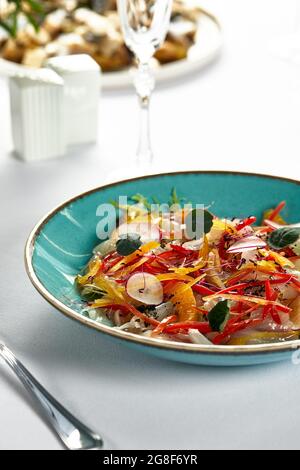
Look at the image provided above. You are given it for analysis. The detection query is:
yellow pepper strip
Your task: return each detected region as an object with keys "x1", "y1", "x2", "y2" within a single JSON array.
[
  {"x1": 212, "y1": 248, "x2": 222, "y2": 273},
  {"x1": 227, "y1": 260, "x2": 278, "y2": 286},
  {"x1": 198, "y1": 234, "x2": 210, "y2": 261},
  {"x1": 225, "y1": 260, "x2": 279, "y2": 286},
  {"x1": 227, "y1": 331, "x2": 299, "y2": 345},
  {"x1": 259, "y1": 249, "x2": 295, "y2": 269},
  {"x1": 156, "y1": 273, "x2": 195, "y2": 282},
  {"x1": 108, "y1": 241, "x2": 160, "y2": 274},
  {"x1": 92, "y1": 299, "x2": 121, "y2": 308},
  {"x1": 174, "y1": 274, "x2": 206, "y2": 295},
  {"x1": 212, "y1": 218, "x2": 237, "y2": 233},
  {"x1": 116, "y1": 256, "x2": 150, "y2": 278},
  {"x1": 169, "y1": 261, "x2": 206, "y2": 275},
  {"x1": 77, "y1": 258, "x2": 102, "y2": 285},
  {"x1": 203, "y1": 292, "x2": 291, "y2": 312},
  {"x1": 93, "y1": 275, "x2": 125, "y2": 302},
  {"x1": 263, "y1": 208, "x2": 286, "y2": 225}
]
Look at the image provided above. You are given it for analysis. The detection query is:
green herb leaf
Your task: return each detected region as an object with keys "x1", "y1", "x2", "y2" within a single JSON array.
[
  {"x1": 0, "y1": 0, "x2": 44, "y2": 38},
  {"x1": 170, "y1": 187, "x2": 180, "y2": 205},
  {"x1": 130, "y1": 193, "x2": 151, "y2": 210},
  {"x1": 208, "y1": 300, "x2": 230, "y2": 332},
  {"x1": 268, "y1": 227, "x2": 300, "y2": 250},
  {"x1": 184, "y1": 208, "x2": 214, "y2": 240},
  {"x1": 116, "y1": 233, "x2": 142, "y2": 256},
  {"x1": 152, "y1": 196, "x2": 160, "y2": 204},
  {"x1": 81, "y1": 285, "x2": 105, "y2": 301}
]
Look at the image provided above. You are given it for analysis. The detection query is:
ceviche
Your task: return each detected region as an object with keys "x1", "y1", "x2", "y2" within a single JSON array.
[{"x1": 76, "y1": 191, "x2": 300, "y2": 346}]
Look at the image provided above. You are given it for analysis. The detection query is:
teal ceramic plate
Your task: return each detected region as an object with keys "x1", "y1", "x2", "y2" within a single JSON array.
[{"x1": 25, "y1": 172, "x2": 300, "y2": 366}]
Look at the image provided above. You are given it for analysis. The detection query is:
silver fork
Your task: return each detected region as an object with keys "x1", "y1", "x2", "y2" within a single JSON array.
[{"x1": 0, "y1": 342, "x2": 104, "y2": 450}]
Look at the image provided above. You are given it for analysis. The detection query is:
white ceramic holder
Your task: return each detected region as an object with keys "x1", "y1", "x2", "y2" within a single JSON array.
[
  {"x1": 0, "y1": 59, "x2": 66, "y2": 162},
  {"x1": 47, "y1": 54, "x2": 101, "y2": 147}
]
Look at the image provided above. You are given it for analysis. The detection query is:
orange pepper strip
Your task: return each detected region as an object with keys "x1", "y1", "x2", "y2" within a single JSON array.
[
  {"x1": 107, "y1": 241, "x2": 160, "y2": 274},
  {"x1": 114, "y1": 256, "x2": 150, "y2": 278},
  {"x1": 156, "y1": 273, "x2": 195, "y2": 283}
]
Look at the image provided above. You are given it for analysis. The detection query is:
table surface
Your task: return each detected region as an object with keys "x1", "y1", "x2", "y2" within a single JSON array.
[{"x1": 1, "y1": 0, "x2": 300, "y2": 450}]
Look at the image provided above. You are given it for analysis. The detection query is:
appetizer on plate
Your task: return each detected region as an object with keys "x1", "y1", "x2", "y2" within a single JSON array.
[
  {"x1": 0, "y1": 0, "x2": 204, "y2": 71},
  {"x1": 76, "y1": 193, "x2": 300, "y2": 346}
]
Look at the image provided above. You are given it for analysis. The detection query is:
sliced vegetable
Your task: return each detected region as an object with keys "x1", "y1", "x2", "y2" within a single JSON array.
[
  {"x1": 227, "y1": 236, "x2": 266, "y2": 254},
  {"x1": 80, "y1": 284, "x2": 105, "y2": 301},
  {"x1": 126, "y1": 273, "x2": 163, "y2": 305}
]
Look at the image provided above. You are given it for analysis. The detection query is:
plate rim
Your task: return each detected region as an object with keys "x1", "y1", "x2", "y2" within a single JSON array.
[{"x1": 25, "y1": 170, "x2": 300, "y2": 357}]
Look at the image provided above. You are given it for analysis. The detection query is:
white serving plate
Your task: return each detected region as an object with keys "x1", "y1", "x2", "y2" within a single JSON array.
[{"x1": 0, "y1": 8, "x2": 222, "y2": 90}]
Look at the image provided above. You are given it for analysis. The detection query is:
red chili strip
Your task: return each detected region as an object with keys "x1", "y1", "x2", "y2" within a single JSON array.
[
  {"x1": 213, "y1": 318, "x2": 263, "y2": 345},
  {"x1": 164, "y1": 321, "x2": 211, "y2": 334},
  {"x1": 151, "y1": 315, "x2": 178, "y2": 336},
  {"x1": 236, "y1": 216, "x2": 257, "y2": 231},
  {"x1": 268, "y1": 201, "x2": 286, "y2": 221},
  {"x1": 170, "y1": 244, "x2": 195, "y2": 256},
  {"x1": 193, "y1": 284, "x2": 216, "y2": 296}
]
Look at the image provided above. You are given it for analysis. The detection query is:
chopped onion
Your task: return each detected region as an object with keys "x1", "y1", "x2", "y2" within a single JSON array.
[
  {"x1": 155, "y1": 302, "x2": 174, "y2": 321},
  {"x1": 188, "y1": 329, "x2": 212, "y2": 345},
  {"x1": 182, "y1": 239, "x2": 203, "y2": 251},
  {"x1": 126, "y1": 273, "x2": 163, "y2": 305},
  {"x1": 264, "y1": 219, "x2": 300, "y2": 230},
  {"x1": 227, "y1": 236, "x2": 267, "y2": 254}
]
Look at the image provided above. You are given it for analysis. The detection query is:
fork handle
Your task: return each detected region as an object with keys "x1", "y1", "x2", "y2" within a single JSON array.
[{"x1": 0, "y1": 344, "x2": 103, "y2": 450}]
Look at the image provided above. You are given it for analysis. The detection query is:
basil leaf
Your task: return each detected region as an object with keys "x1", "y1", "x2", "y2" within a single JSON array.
[
  {"x1": 268, "y1": 227, "x2": 300, "y2": 250},
  {"x1": 81, "y1": 285, "x2": 105, "y2": 301},
  {"x1": 116, "y1": 233, "x2": 142, "y2": 256},
  {"x1": 184, "y1": 208, "x2": 214, "y2": 240},
  {"x1": 208, "y1": 300, "x2": 230, "y2": 332}
]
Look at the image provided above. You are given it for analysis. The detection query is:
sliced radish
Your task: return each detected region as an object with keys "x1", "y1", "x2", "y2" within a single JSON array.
[
  {"x1": 227, "y1": 236, "x2": 267, "y2": 254},
  {"x1": 126, "y1": 273, "x2": 163, "y2": 305},
  {"x1": 116, "y1": 222, "x2": 161, "y2": 244}
]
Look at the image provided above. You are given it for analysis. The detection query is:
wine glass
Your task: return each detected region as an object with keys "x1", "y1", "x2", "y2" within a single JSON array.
[{"x1": 117, "y1": 0, "x2": 173, "y2": 171}]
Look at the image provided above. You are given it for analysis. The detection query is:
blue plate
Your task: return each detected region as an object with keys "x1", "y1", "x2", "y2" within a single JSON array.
[{"x1": 25, "y1": 172, "x2": 300, "y2": 366}]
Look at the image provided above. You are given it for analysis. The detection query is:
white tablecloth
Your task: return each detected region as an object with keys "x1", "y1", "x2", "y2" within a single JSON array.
[{"x1": 1, "y1": 0, "x2": 300, "y2": 450}]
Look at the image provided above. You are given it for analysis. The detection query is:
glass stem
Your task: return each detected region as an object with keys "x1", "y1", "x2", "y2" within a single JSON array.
[{"x1": 134, "y1": 61, "x2": 155, "y2": 167}]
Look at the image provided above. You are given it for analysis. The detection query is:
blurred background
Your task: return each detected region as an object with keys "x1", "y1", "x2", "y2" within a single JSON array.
[{"x1": 0, "y1": 0, "x2": 300, "y2": 186}]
